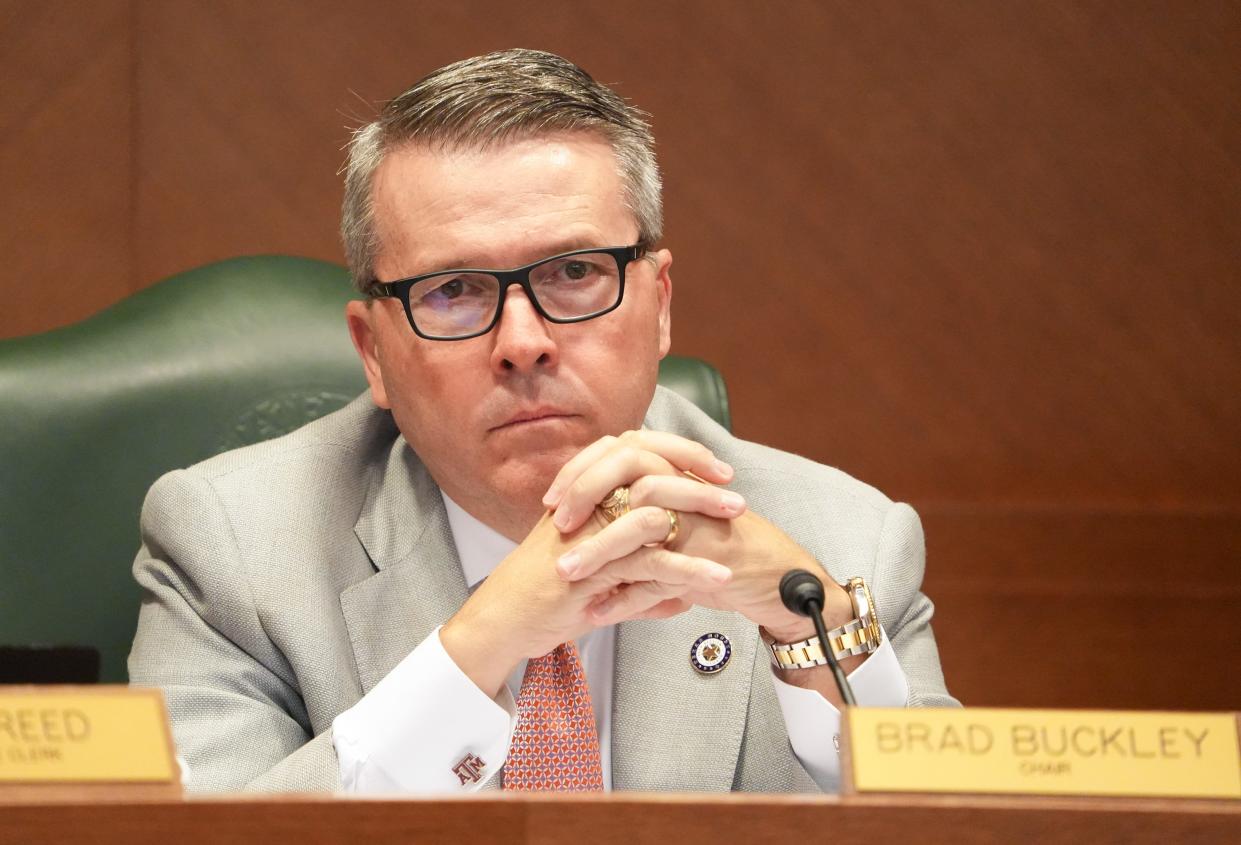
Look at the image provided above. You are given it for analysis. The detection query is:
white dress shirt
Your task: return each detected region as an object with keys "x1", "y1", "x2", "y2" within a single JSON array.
[{"x1": 333, "y1": 492, "x2": 909, "y2": 793}]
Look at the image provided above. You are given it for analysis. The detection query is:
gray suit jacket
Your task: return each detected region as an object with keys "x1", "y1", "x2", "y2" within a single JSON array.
[{"x1": 129, "y1": 387, "x2": 956, "y2": 793}]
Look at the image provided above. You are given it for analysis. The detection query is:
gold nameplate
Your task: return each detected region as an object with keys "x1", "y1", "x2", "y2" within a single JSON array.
[
  {"x1": 0, "y1": 686, "x2": 177, "y2": 785},
  {"x1": 845, "y1": 708, "x2": 1241, "y2": 799}
]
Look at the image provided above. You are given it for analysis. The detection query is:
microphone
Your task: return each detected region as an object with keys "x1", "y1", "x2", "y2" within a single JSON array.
[{"x1": 778, "y1": 569, "x2": 857, "y2": 707}]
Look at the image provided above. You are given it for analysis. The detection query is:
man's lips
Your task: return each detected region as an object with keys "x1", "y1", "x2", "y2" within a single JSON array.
[{"x1": 489, "y1": 409, "x2": 576, "y2": 432}]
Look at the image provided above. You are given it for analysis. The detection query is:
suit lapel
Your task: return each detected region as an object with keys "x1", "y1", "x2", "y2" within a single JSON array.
[
  {"x1": 341, "y1": 439, "x2": 469, "y2": 693},
  {"x1": 611, "y1": 607, "x2": 756, "y2": 792}
]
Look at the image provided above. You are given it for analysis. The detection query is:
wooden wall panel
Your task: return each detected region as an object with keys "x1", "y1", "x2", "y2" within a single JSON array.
[
  {"x1": 641, "y1": 1, "x2": 1241, "y2": 509},
  {"x1": 921, "y1": 508, "x2": 1241, "y2": 709},
  {"x1": 0, "y1": 1, "x2": 132, "y2": 338},
  {"x1": 133, "y1": 1, "x2": 352, "y2": 283}
]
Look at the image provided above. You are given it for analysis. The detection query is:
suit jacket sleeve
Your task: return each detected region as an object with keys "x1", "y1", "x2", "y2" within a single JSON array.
[
  {"x1": 128, "y1": 469, "x2": 341, "y2": 792},
  {"x1": 873, "y1": 501, "x2": 957, "y2": 708}
]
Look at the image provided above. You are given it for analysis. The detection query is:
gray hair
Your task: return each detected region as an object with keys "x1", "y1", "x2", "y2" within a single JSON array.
[{"x1": 341, "y1": 48, "x2": 663, "y2": 294}]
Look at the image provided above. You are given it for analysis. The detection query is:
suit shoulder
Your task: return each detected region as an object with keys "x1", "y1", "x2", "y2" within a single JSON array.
[
  {"x1": 141, "y1": 395, "x2": 397, "y2": 529},
  {"x1": 645, "y1": 385, "x2": 894, "y2": 512},
  {"x1": 179, "y1": 394, "x2": 396, "y2": 484},
  {"x1": 730, "y1": 440, "x2": 892, "y2": 511}
]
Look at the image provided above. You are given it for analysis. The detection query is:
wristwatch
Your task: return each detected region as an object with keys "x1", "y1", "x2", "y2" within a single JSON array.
[{"x1": 768, "y1": 577, "x2": 882, "y2": 670}]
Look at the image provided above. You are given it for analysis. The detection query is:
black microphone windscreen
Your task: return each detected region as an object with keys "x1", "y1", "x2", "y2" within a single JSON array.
[{"x1": 779, "y1": 568, "x2": 826, "y2": 617}]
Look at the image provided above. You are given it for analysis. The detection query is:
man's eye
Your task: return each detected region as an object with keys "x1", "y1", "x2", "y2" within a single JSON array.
[
  {"x1": 551, "y1": 259, "x2": 606, "y2": 283},
  {"x1": 433, "y1": 278, "x2": 466, "y2": 299},
  {"x1": 563, "y1": 261, "x2": 590, "y2": 281}
]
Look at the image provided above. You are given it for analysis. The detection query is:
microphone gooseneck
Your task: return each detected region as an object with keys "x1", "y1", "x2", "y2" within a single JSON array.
[{"x1": 778, "y1": 569, "x2": 857, "y2": 707}]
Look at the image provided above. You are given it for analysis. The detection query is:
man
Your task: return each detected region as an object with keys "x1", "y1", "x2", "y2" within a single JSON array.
[{"x1": 129, "y1": 48, "x2": 955, "y2": 794}]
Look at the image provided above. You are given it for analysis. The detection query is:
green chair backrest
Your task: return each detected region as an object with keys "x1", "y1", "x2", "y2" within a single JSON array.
[{"x1": 0, "y1": 256, "x2": 729, "y2": 682}]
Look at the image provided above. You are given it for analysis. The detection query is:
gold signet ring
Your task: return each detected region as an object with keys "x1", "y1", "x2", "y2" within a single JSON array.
[{"x1": 598, "y1": 485, "x2": 631, "y2": 523}]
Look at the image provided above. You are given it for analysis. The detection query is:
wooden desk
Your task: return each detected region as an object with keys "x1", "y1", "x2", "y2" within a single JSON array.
[{"x1": 4, "y1": 792, "x2": 1238, "y2": 845}]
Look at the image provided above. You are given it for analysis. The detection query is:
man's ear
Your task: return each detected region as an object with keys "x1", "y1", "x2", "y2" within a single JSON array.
[
  {"x1": 345, "y1": 300, "x2": 392, "y2": 409},
  {"x1": 651, "y1": 248, "x2": 673, "y2": 358}
]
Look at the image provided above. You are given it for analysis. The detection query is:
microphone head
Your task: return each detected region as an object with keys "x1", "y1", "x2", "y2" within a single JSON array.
[{"x1": 779, "y1": 568, "x2": 826, "y2": 617}]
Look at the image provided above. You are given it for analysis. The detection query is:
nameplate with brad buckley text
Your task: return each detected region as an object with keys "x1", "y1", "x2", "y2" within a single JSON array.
[
  {"x1": 0, "y1": 686, "x2": 178, "y2": 786},
  {"x1": 844, "y1": 708, "x2": 1241, "y2": 800}
]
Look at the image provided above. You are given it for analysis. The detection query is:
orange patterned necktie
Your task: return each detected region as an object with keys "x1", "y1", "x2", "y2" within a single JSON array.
[{"x1": 503, "y1": 641, "x2": 605, "y2": 791}]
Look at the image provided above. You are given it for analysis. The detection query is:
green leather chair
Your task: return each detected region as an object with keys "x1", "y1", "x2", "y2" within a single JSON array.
[{"x1": 0, "y1": 256, "x2": 730, "y2": 683}]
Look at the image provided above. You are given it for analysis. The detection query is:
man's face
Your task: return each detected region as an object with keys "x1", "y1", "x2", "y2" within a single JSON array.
[{"x1": 346, "y1": 133, "x2": 673, "y2": 536}]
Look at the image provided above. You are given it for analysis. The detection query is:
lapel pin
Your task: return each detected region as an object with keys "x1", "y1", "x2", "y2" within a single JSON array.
[{"x1": 690, "y1": 632, "x2": 731, "y2": 674}]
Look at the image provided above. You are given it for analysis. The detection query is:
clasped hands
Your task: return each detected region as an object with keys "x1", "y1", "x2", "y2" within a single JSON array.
[{"x1": 440, "y1": 431, "x2": 853, "y2": 700}]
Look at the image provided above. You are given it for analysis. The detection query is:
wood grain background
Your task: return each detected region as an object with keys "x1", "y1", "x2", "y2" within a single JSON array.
[{"x1": 3, "y1": 1, "x2": 1238, "y2": 711}]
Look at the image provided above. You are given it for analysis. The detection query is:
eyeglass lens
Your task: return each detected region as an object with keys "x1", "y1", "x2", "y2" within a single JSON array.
[{"x1": 408, "y1": 251, "x2": 623, "y2": 338}]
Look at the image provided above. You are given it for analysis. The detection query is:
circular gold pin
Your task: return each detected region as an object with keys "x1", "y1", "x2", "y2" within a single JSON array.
[{"x1": 690, "y1": 632, "x2": 731, "y2": 674}]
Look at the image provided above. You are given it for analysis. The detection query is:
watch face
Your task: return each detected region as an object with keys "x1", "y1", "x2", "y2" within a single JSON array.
[{"x1": 690, "y1": 633, "x2": 732, "y2": 674}]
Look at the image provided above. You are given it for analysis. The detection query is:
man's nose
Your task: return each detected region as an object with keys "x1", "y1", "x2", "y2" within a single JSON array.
[{"x1": 489, "y1": 286, "x2": 559, "y2": 373}]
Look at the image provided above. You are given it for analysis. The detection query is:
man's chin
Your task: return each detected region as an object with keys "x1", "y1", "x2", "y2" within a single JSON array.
[{"x1": 490, "y1": 445, "x2": 582, "y2": 501}]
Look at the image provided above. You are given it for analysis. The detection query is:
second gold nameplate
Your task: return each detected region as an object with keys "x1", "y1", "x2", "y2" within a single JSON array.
[
  {"x1": 0, "y1": 686, "x2": 177, "y2": 785},
  {"x1": 845, "y1": 707, "x2": 1241, "y2": 799}
]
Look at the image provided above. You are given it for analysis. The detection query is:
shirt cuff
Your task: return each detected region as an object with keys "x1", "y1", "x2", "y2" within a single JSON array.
[
  {"x1": 771, "y1": 628, "x2": 908, "y2": 791},
  {"x1": 333, "y1": 625, "x2": 517, "y2": 794}
]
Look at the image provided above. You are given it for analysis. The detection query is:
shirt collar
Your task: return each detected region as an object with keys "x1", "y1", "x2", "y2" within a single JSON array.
[{"x1": 441, "y1": 491, "x2": 518, "y2": 588}]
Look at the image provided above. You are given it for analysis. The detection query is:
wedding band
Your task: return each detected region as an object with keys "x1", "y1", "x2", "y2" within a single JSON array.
[
  {"x1": 644, "y1": 508, "x2": 680, "y2": 548},
  {"x1": 663, "y1": 508, "x2": 680, "y2": 546},
  {"x1": 598, "y1": 485, "x2": 631, "y2": 523}
]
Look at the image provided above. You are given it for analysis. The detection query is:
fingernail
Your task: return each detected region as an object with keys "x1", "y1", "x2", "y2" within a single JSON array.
[
  {"x1": 713, "y1": 459, "x2": 733, "y2": 478},
  {"x1": 557, "y1": 551, "x2": 580, "y2": 578},
  {"x1": 543, "y1": 485, "x2": 560, "y2": 507},
  {"x1": 708, "y1": 563, "x2": 732, "y2": 584},
  {"x1": 720, "y1": 491, "x2": 745, "y2": 513},
  {"x1": 553, "y1": 508, "x2": 571, "y2": 531}
]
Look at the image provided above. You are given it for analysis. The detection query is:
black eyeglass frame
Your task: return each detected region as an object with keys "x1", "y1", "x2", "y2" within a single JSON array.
[{"x1": 369, "y1": 244, "x2": 647, "y2": 341}]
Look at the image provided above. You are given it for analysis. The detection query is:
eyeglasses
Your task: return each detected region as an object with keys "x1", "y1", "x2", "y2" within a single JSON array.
[{"x1": 369, "y1": 244, "x2": 646, "y2": 341}]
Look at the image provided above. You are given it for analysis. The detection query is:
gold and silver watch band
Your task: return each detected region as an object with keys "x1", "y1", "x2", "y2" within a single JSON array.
[
  {"x1": 769, "y1": 619, "x2": 873, "y2": 669},
  {"x1": 768, "y1": 576, "x2": 882, "y2": 670}
]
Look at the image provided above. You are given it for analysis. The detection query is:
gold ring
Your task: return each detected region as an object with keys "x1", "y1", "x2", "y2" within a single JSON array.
[
  {"x1": 663, "y1": 509, "x2": 680, "y2": 546},
  {"x1": 643, "y1": 508, "x2": 680, "y2": 549},
  {"x1": 598, "y1": 485, "x2": 631, "y2": 523}
]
